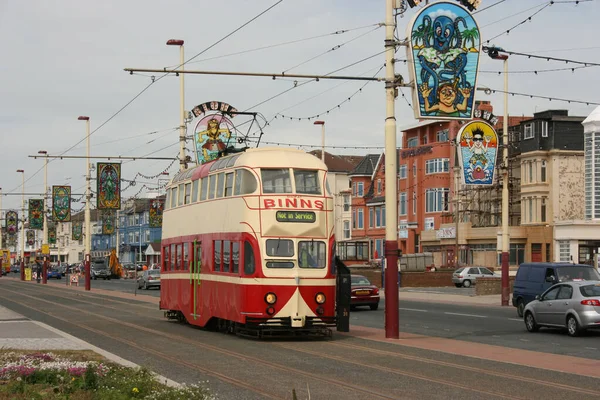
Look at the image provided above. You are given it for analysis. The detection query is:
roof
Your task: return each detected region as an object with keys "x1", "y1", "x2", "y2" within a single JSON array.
[
  {"x1": 583, "y1": 105, "x2": 600, "y2": 133},
  {"x1": 349, "y1": 154, "x2": 381, "y2": 176},
  {"x1": 307, "y1": 150, "x2": 363, "y2": 173}
]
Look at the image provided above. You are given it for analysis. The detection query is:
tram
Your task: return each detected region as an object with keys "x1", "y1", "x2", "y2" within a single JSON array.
[{"x1": 159, "y1": 147, "x2": 337, "y2": 337}]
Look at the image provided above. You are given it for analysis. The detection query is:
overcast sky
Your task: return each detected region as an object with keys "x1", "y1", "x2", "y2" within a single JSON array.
[{"x1": 1, "y1": 0, "x2": 599, "y2": 212}]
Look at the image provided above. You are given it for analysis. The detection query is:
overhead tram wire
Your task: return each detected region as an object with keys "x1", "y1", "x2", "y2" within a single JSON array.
[
  {"x1": 477, "y1": 87, "x2": 600, "y2": 106},
  {"x1": 482, "y1": 47, "x2": 600, "y2": 68},
  {"x1": 473, "y1": 0, "x2": 506, "y2": 14}
]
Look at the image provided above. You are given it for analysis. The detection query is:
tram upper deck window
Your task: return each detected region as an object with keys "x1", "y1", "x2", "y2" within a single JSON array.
[
  {"x1": 266, "y1": 239, "x2": 294, "y2": 257},
  {"x1": 192, "y1": 179, "x2": 199, "y2": 202},
  {"x1": 178, "y1": 184, "x2": 185, "y2": 206},
  {"x1": 216, "y1": 172, "x2": 225, "y2": 198},
  {"x1": 184, "y1": 183, "x2": 192, "y2": 204},
  {"x1": 224, "y1": 172, "x2": 234, "y2": 197},
  {"x1": 170, "y1": 187, "x2": 177, "y2": 208},
  {"x1": 165, "y1": 190, "x2": 170, "y2": 210},
  {"x1": 226, "y1": 154, "x2": 241, "y2": 168},
  {"x1": 200, "y1": 177, "x2": 208, "y2": 201},
  {"x1": 262, "y1": 168, "x2": 292, "y2": 194},
  {"x1": 294, "y1": 170, "x2": 321, "y2": 195},
  {"x1": 298, "y1": 241, "x2": 326, "y2": 269},
  {"x1": 234, "y1": 169, "x2": 258, "y2": 195},
  {"x1": 208, "y1": 174, "x2": 217, "y2": 199}
]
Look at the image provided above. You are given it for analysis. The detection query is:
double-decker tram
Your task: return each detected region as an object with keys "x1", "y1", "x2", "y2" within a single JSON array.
[{"x1": 159, "y1": 147, "x2": 337, "y2": 337}]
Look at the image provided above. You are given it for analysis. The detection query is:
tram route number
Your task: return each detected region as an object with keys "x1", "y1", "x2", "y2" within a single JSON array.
[{"x1": 275, "y1": 211, "x2": 316, "y2": 223}]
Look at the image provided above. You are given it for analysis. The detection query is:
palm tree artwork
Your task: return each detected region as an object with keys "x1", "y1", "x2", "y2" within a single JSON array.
[{"x1": 461, "y1": 27, "x2": 480, "y2": 52}]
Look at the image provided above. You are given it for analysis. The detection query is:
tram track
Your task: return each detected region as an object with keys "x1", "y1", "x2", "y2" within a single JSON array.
[{"x1": 0, "y1": 284, "x2": 402, "y2": 400}]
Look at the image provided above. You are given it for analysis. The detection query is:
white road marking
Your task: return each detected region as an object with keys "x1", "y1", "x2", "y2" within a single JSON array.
[
  {"x1": 423, "y1": 326, "x2": 430, "y2": 329},
  {"x1": 399, "y1": 307, "x2": 428, "y2": 313},
  {"x1": 492, "y1": 335, "x2": 500, "y2": 338},
  {"x1": 585, "y1": 347, "x2": 597, "y2": 350},
  {"x1": 444, "y1": 329, "x2": 451, "y2": 332},
  {"x1": 519, "y1": 339, "x2": 529, "y2": 342},
  {"x1": 508, "y1": 318, "x2": 523, "y2": 322},
  {"x1": 444, "y1": 312, "x2": 487, "y2": 318},
  {"x1": 552, "y1": 343, "x2": 561, "y2": 346}
]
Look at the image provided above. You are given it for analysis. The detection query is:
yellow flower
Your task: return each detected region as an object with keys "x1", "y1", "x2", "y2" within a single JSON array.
[
  {"x1": 132, "y1": 387, "x2": 139, "y2": 394},
  {"x1": 71, "y1": 377, "x2": 76, "y2": 382}
]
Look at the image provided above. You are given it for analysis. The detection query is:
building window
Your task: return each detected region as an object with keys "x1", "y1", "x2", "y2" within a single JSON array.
[
  {"x1": 343, "y1": 221, "x2": 350, "y2": 239},
  {"x1": 343, "y1": 195, "x2": 350, "y2": 212},
  {"x1": 377, "y1": 179, "x2": 382, "y2": 194},
  {"x1": 352, "y1": 209, "x2": 356, "y2": 229},
  {"x1": 437, "y1": 129, "x2": 449, "y2": 142},
  {"x1": 424, "y1": 217, "x2": 434, "y2": 231},
  {"x1": 399, "y1": 192, "x2": 407, "y2": 216},
  {"x1": 529, "y1": 198, "x2": 533, "y2": 222},
  {"x1": 425, "y1": 188, "x2": 449, "y2": 213},
  {"x1": 369, "y1": 207, "x2": 374, "y2": 228},
  {"x1": 134, "y1": 213, "x2": 140, "y2": 225},
  {"x1": 413, "y1": 192, "x2": 417, "y2": 215},
  {"x1": 541, "y1": 198, "x2": 547, "y2": 223},
  {"x1": 407, "y1": 137, "x2": 419, "y2": 148},
  {"x1": 372, "y1": 206, "x2": 385, "y2": 228},
  {"x1": 357, "y1": 182, "x2": 364, "y2": 197},
  {"x1": 541, "y1": 160, "x2": 547, "y2": 182},
  {"x1": 398, "y1": 164, "x2": 407, "y2": 179},
  {"x1": 541, "y1": 121, "x2": 548, "y2": 138},
  {"x1": 422, "y1": 134, "x2": 428, "y2": 144},
  {"x1": 357, "y1": 209, "x2": 364, "y2": 229},
  {"x1": 524, "y1": 123, "x2": 533, "y2": 139},
  {"x1": 425, "y1": 158, "x2": 450, "y2": 174},
  {"x1": 413, "y1": 162, "x2": 417, "y2": 177},
  {"x1": 559, "y1": 241, "x2": 570, "y2": 262}
]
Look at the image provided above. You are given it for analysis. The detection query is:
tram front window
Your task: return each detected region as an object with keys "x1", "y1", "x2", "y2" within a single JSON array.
[
  {"x1": 266, "y1": 239, "x2": 294, "y2": 257},
  {"x1": 294, "y1": 170, "x2": 321, "y2": 195},
  {"x1": 261, "y1": 168, "x2": 292, "y2": 194},
  {"x1": 298, "y1": 241, "x2": 326, "y2": 269}
]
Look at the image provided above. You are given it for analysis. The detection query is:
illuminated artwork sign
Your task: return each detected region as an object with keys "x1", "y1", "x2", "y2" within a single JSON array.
[
  {"x1": 192, "y1": 101, "x2": 240, "y2": 165},
  {"x1": 52, "y1": 186, "x2": 71, "y2": 222},
  {"x1": 456, "y1": 120, "x2": 498, "y2": 186},
  {"x1": 276, "y1": 211, "x2": 316, "y2": 223},
  {"x1": 406, "y1": 1, "x2": 481, "y2": 120}
]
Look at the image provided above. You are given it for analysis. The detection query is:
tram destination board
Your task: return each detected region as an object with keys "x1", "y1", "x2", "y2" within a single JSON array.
[{"x1": 276, "y1": 211, "x2": 316, "y2": 223}]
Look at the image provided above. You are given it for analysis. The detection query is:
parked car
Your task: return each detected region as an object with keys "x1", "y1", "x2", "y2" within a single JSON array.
[
  {"x1": 137, "y1": 269, "x2": 161, "y2": 290},
  {"x1": 523, "y1": 281, "x2": 600, "y2": 337},
  {"x1": 47, "y1": 268, "x2": 62, "y2": 279},
  {"x1": 91, "y1": 260, "x2": 111, "y2": 280},
  {"x1": 350, "y1": 275, "x2": 380, "y2": 310},
  {"x1": 513, "y1": 262, "x2": 600, "y2": 317},
  {"x1": 10, "y1": 264, "x2": 20, "y2": 274},
  {"x1": 452, "y1": 266, "x2": 497, "y2": 288}
]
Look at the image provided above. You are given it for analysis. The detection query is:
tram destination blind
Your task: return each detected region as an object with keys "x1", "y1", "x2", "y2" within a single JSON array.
[{"x1": 275, "y1": 211, "x2": 316, "y2": 223}]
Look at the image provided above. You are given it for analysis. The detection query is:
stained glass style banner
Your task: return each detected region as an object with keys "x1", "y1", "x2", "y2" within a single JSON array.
[
  {"x1": 26, "y1": 230, "x2": 35, "y2": 246},
  {"x1": 102, "y1": 211, "x2": 116, "y2": 235},
  {"x1": 6, "y1": 211, "x2": 18, "y2": 236},
  {"x1": 52, "y1": 186, "x2": 71, "y2": 222},
  {"x1": 97, "y1": 163, "x2": 121, "y2": 210},
  {"x1": 72, "y1": 222, "x2": 82, "y2": 241},
  {"x1": 28, "y1": 199, "x2": 44, "y2": 229},
  {"x1": 48, "y1": 225, "x2": 57, "y2": 245},
  {"x1": 149, "y1": 198, "x2": 164, "y2": 228}
]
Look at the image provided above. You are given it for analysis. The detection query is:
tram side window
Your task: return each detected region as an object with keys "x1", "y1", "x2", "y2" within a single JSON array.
[
  {"x1": 234, "y1": 169, "x2": 258, "y2": 195},
  {"x1": 175, "y1": 244, "x2": 181, "y2": 270},
  {"x1": 261, "y1": 168, "x2": 292, "y2": 194},
  {"x1": 178, "y1": 184, "x2": 185, "y2": 206},
  {"x1": 214, "y1": 240, "x2": 222, "y2": 272},
  {"x1": 244, "y1": 241, "x2": 255, "y2": 275},
  {"x1": 232, "y1": 242, "x2": 239, "y2": 273},
  {"x1": 224, "y1": 173, "x2": 234, "y2": 197},
  {"x1": 192, "y1": 180, "x2": 199, "y2": 203},
  {"x1": 193, "y1": 241, "x2": 202, "y2": 273},
  {"x1": 223, "y1": 240, "x2": 230, "y2": 272},
  {"x1": 170, "y1": 243, "x2": 176, "y2": 271},
  {"x1": 208, "y1": 175, "x2": 217, "y2": 199},
  {"x1": 200, "y1": 177, "x2": 208, "y2": 201},
  {"x1": 183, "y1": 242, "x2": 189, "y2": 270},
  {"x1": 162, "y1": 246, "x2": 169, "y2": 272},
  {"x1": 184, "y1": 183, "x2": 192, "y2": 204},
  {"x1": 170, "y1": 188, "x2": 177, "y2": 208},
  {"x1": 165, "y1": 191, "x2": 170, "y2": 210},
  {"x1": 216, "y1": 173, "x2": 225, "y2": 198},
  {"x1": 294, "y1": 170, "x2": 321, "y2": 195}
]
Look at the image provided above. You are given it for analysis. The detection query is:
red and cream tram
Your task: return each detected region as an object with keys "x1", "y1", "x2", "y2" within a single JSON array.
[{"x1": 159, "y1": 147, "x2": 336, "y2": 336}]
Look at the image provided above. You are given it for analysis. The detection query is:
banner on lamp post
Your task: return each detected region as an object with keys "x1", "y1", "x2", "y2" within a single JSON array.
[
  {"x1": 149, "y1": 198, "x2": 164, "y2": 228},
  {"x1": 97, "y1": 163, "x2": 121, "y2": 210},
  {"x1": 28, "y1": 199, "x2": 44, "y2": 229},
  {"x1": 102, "y1": 211, "x2": 116, "y2": 235},
  {"x1": 52, "y1": 186, "x2": 71, "y2": 222},
  {"x1": 72, "y1": 221, "x2": 82, "y2": 241},
  {"x1": 456, "y1": 120, "x2": 498, "y2": 186},
  {"x1": 406, "y1": 1, "x2": 481, "y2": 120},
  {"x1": 48, "y1": 224, "x2": 57, "y2": 245},
  {"x1": 6, "y1": 211, "x2": 18, "y2": 236},
  {"x1": 26, "y1": 230, "x2": 35, "y2": 246}
]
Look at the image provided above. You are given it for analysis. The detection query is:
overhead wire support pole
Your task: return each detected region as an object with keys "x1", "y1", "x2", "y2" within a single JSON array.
[{"x1": 384, "y1": 0, "x2": 399, "y2": 340}]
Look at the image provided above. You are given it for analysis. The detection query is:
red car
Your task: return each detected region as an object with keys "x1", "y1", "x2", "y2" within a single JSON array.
[{"x1": 351, "y1": 275, "x2": 380, "y2": 310}]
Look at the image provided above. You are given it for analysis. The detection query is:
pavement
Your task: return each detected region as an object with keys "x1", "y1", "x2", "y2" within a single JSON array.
[{"x1": 0, "y1": 302, "x2": 179, "y2": 387}]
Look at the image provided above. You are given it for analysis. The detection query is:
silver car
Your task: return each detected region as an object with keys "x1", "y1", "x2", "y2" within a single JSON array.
[
  {"x1": 137, "y1": 269, "x2": 161, "y2": 290},
  {"x1": 452, "y1": 266, "x2": 497, "y2": 288},
  {"x1": 524, "y1": 281, "x2": 600, "y2": 336}
]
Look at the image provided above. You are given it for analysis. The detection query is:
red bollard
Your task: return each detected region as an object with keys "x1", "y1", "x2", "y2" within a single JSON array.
[
  {"x1": 42, "y1": 258, "x2": 47, "y2": 284},
  {"x1": 85, "y1": 254, "x2": 91, "y2": 291},
  {"x1": 20, "y1": 259, "x2": 25, "y2": 281}
]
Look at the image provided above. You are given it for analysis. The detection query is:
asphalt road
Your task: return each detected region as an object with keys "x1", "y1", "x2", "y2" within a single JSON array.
[{"x1": 1, "y1": 279, "x2": 598, "y2": 400}]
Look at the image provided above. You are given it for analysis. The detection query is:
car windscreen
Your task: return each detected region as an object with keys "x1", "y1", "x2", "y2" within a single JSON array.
[
  {"x1": 556, "y1": 267, "x2": 600, "y2": 282},
  {"x1": 579, "y1": 284, "x2": 600, "y2": 297},
  {"x1": 148, "y1": 270, "x2": 160, "y2": 276}
]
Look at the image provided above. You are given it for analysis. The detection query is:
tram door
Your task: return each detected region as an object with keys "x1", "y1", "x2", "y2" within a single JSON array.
[
  {"x1": 335, "y1": 256, "x2": 351, "y2": 332},
  {"x1": 191, "y1": 240, "x2": 202, "y2": 321}
]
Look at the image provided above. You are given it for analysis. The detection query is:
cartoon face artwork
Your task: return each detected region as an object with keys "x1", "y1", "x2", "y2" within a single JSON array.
[
  {"x1": 194, "y1": 115, "x2": 236, "y2": 164},
  {"x1": 456, "y1": 121, "x2": 498, "y2": 186},
  {"x1": 407, "y1": 2, "x2": 481, "y2": 120}
]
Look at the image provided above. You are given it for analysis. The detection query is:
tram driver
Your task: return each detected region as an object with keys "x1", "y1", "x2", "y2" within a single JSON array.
[{"x1": 299, "y1": 246, "x2": 319, "y2": 268}]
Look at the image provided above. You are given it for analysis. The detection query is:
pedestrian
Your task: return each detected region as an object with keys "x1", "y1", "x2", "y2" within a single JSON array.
[{"x1": 35, "y1": 257, "x2": 43, "y2": 283}]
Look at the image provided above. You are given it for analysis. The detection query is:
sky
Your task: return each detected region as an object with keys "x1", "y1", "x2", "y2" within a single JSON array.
[{"x1": 1, "y1": 0, "x2": 599, "y2": 213}]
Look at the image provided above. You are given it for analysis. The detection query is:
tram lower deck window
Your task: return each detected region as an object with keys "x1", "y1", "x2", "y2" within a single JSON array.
[{"x1": 266, "y1": 261, "x2": 294, "y2": 269}]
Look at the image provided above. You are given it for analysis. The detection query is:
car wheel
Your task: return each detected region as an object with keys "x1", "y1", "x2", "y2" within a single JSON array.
[
  {"x1": 517, "y1": 298, "x2": 525, "y2": 318},
  {"x1": 525, "y1": 311, "x2": 539, "y2": 332},
  {"x1": 567, "y1": 315, "x2": 581, "y2": 337},
  {"x1": 369, "y1": 303, "x2": 379, "y2": 311},
  {"x1": 454, "y1": 283, "x2": 462, "y2": 288},
  {"x1": 462, "y1": 279, "x2": 472, "y2": 288}
]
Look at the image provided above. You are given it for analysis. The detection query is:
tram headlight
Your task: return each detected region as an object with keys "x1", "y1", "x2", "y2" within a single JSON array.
[
  {"x1": 265, "y1": 292, "x2": 277, "y2": 305},
  {"x1": 315, "y1": 292, "x2": 326, "y2": 304}
]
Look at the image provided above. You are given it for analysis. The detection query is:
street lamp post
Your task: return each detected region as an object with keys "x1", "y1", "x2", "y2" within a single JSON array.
[
  {"x1": 167, "y1": 39, "x2": 186, "y2": 171},
  {"x1": 38, "y1": 150, "x2": 48, "y2": 284},
  {"x1": 485, "y1": 46, "x2": 510, "y2": 306},
  {"x1": 313, "y1": 121, "x2": 325, "y2": 161},
  {"x1": 16, "y1": 169, "x2": 25, "y2": 281},
  {"x1": 78, "y1": 116, "x2": 92, "y2": 291}
]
